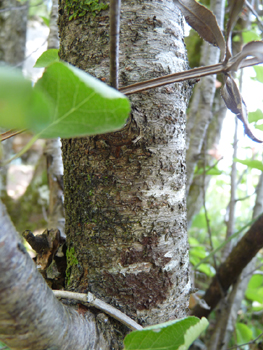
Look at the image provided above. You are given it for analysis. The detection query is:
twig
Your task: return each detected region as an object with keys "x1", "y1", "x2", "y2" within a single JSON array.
[
  {"x1": 0, "y1": 129, "x2": 26, "y2": 142},
  {"x1": 202, "y1": 138, "x2": 218, "y2": 270},
  {"x1": 194, "y1": 216, "x2": 257, "y2": 269},
  {"x1": 119, "y1": 57, "x2": 263, "y2": 95},
  {"x1": 245, "y1": 0, "x2": 263, "y2": 31},
  {"x1": 227, "y1": 331, "x2": 263, "y2": 349},
  {"x1": 53, "y1": 290, "x2": 143, "y2": 331},
  {"x1": 14, "y1": 38, "x2": 48, "y2": 68},
  {"x1": 109, "y1": 0, "x2": 121, "y2": 89},
  {"x1": 223, "y1": 117, "x2": 238, "y2": 260}
]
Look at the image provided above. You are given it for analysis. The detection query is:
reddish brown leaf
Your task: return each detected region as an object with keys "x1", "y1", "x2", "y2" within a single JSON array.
[
  {"x1": 225, "y1": 0, "x2": 245, "y2": 61},
  {"x1": 221, "y1": 74, "x2": 263, "y2": 143},
  {"x1": 228, "y1": 41, "x2": 263, "y2": 71},
  {"x1": 174, "y1": 0, "x2": 226, "y2": 61}
]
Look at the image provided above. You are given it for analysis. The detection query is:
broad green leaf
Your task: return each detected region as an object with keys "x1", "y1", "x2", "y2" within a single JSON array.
[
  {"x1": 33, "y1": 62, "x2": 130, "y2": 138},
  {"x1": 253, "y1": 65, "x2": 263, "y2": 83},
  {"x1": 197, "y1": 263, "x2": 215, "y2": 277},
  {"x1": 40, "y1": 16, "x2": 50, "y2": 27},
  {"x1": 124, "y1": 317, "x2": 208, "y2": 350},
  {"x1": 255, "y1": 123, "x2": 263, "y2": 132},
  {"x1": 236, "y1": 323, "x2": 253, "y2": 344},
  {"x1": 247, "y1": 274, "x2": 263, "y2": 289},
  {"x1": 242, "y1": 30, "x2": 261, "y2": 44},
  {"x1": 195, "y1": 167, "x2": 222, "y2": 175},
  {"x1": 0, "y1": 67, "x2": 52, "y2": 130},
  {"x1": 234, "y1": 158, "x2": 263, "y2": 171},
  {"x1": 246, "y1": 275, "x2": 263, "y2": 303},
  {"x1": 189, "y1": 237, "x2": 199, "y2": 246},
  {"x1": 246, "y1": 287, "x2": 263, "y2": 304},
  {"x1": 248, "y1": 109, "x2": 263, "y2": 123},
  {"x1": 190, "y1": 247, "x2": 207, "y2": 259},
  {"x1": 34, "y1": 49, "x2": 60, "y2": 68},
  {"x1": 0, "y1": 62, "x2": 130, "y2": 139}
]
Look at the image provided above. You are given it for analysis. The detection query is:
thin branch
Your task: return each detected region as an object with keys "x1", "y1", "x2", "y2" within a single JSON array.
[
  {"x1": 109, "y1": 0, "x2": 121, "y2": 89},
  {"x1": 202, "y1": 138, "x2": 218, "y2": 270},
  {"x1": 14, "y1": 38, "x2": 48, "y2": 68},
  {"x1": 245, "y1": 0, "x2": 263, "y2": 31},
  {"x1": 227, "y1": 332, "x2": 263, "y2": 349},
  {"x1": 53, "y1": 290, "x2": 143, "y2": 331},
  {"x1": 119, "y1": 57, "x2": 263, "y2": 95},
  {"x1": 191, "y1": 213, "x2": 263, "y2": 318},
  {"x1": 0, "y1": 129, "x2": 26, "y2": 142}
]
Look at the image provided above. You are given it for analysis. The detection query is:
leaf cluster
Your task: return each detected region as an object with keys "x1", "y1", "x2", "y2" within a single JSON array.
[
  {"x1": 65, "y1": 0, "x2": 108, "y2": 21},
  {"x1": 174, "y1": 0, "x2": 263, "y2": 143}
]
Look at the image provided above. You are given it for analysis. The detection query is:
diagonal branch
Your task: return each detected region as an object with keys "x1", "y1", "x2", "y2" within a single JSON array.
[
  {"x1": 119, "y1": 57, "x2": 262, "y2": 95},
  {"x1": 0, "y1": 200, "x2": 99, "y2": 350},
  {"x1": 191, "y1": 213, "x2": 263, "y2": 318}
]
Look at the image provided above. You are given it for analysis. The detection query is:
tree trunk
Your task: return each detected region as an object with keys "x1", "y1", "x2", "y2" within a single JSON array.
[{"x1": 59, "y1": 0, "x2": 191, "y2": 341}]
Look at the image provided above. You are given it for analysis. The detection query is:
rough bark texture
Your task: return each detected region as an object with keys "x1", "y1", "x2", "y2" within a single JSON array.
[
  {"x1": 191, "y1": 213, "x2": 263, "y2": 318},
  {"x1": 59, "y1": 0, "x2": 191, "y2": 331},
  {"x1": 0, "y1": 200, "x2": 113, "y2": 350}
]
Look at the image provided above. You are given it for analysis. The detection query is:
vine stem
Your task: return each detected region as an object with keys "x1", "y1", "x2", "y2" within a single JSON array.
[{"x1": 119, "y1": 57, "x2": 262, "y2": 95}]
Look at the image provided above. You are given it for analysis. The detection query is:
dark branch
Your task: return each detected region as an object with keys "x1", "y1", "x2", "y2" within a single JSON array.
[
  {"x1": 119, "y1": 57, "x2": 263, "y2": 95},
  {"x1": 191, "y1": 213, "x2": 263, "y2": 318}
]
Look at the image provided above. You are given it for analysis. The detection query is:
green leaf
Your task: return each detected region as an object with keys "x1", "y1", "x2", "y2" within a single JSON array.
[
  {"x1": 0, "y1": 62, "x2": 130, "y2": 139},
  {"x1": 190, "y1": 247, "x2": 207, "y2": 259},
  {"x1": 40, "y1": 16, "x2": 50, "y2": 27},
  {"x1": 242, "y1": 30, "x2": 261, "y2": 44},
  {"x1": 124, "y1": 317, "x2": 208, "y2": 350},
  {"x1": 255, "y1": 123, "x2": 263, "y2": 132},
  {"x1": 252, "y1": 66, "x2": 263, "y2": 83},
  {"x1": 0, "y1": 67, "x2": 52, "y2": 130},
  {"x1": 197, "y1": 263, "x2": 215, "y2": 277},
  {"x1": 236, "y1": 323, "x2": 253, "y2": 344},
  {"x1": 234, "y1": 158, "x2": 263, "y2": 171},
  {"x1": 247, "y1": 274, "x2": 263, "y2": 289},
  {"x1": 248, "y1": 109, "x2": 263, "y2": 123},
  {"x1": 34, "y1": 49, "x2": 59, "y2": 68},
  {"x1": 195, "y1": 167, "x2": 222, "y2": 175},
  {"x1": 246, "y1": 275, "x2": 263, "y2": 303},
  {"x1": 33, "y1": 62, "x2": 130, "y2": 138},
  {"x1": 246, "y1": 287, "x2": 263, "y2": 304}
]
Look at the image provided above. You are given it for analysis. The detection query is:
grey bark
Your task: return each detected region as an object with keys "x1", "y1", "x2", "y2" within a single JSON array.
[
  {"x1": 185, "y1": 0, "x2": 225, "y2": 196},
  {"x1": 0, "y1": 0, "x2": 28, "y2": 66},
  {"x1": 187, "y1": 93, "x2": 226, "y2": 227},
  {"x1": 59, "y1": 0, "x2": 191, "y2": 331},
  {"x1": 0, "y1": 200, "x2": 111, "y2": 350},
  {"x1": 45, "y1": 0, "x2": 65, "y2": 235}
]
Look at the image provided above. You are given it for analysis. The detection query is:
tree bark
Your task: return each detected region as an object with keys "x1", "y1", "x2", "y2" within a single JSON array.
[
  {"x1": 59, "y1": 0, "x2": 191, "y2": 338},
  {"x1": 185, "y1": 0, "x2": 225, "y2": 196},
  {"x1": 0, "y1": 200, "x2": 110, "y2": 350}
]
